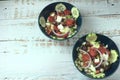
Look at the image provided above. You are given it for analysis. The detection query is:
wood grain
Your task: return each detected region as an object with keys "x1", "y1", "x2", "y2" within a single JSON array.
[
  {"x1": 0, "y1": 0, "x2": 120, "y2": 80},
  {"x1": 0, "y1": 0, "x2": 120, "y2": 19}
]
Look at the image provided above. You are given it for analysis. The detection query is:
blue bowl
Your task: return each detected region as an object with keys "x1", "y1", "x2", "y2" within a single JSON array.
[
  {"x1": 72, "y1": 33, "x2": 120, "y2": 79},
  {"x1": 38, "y1": 2, "x2": 82, "y2": 41}
]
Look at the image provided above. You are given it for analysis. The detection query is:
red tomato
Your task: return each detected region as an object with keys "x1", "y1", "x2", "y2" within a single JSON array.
[
  {"x1": 65, "y1": 19, "x2": 75, "y2": 27},
  {"x1": 89, "y1": 48, "x2": 97, "y2": 57},
  {"x1": 82, "y1": 54, "x2": 90, "y2": 62},
  {"x1": 48, "y1": 16, "x2": 55, "y2": 23},
  {"x1": 54, "y1": 26, "x2": 59, "y2": 32},
  {"x1": 82, "y1": 54, "x2": 90, "y2": 67},
  {"x1": 64, "y1": 9, "x2": 71, "y2": 15},
  {"x1": 98, "y1": 47, "x2": 106, "y2": 54}
]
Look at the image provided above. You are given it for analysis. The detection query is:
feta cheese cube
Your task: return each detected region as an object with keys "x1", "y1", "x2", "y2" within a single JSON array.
[
  {"x1": 94, "y1": 58, "x2": 100, "y2": 63},
  {"x1": 56, "y1": 16, "x2": 62, "y2": 23},
  {"x1": 103, "y1": 54, "x2": 108, "y2": 60},
  {"x1": 57, "y1": 24, "x2": 64, "y2": 30}
]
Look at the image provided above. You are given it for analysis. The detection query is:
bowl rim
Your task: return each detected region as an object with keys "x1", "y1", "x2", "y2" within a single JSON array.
[
  {"x1": 38, "y1": 1, "x2": 82, "y2": 41},
  {"x1": 72, "y1": 33, "x2": 120, "y2": 79}
]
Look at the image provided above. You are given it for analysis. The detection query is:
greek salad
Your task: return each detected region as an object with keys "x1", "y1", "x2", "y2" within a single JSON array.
[
  {"x1": 40, "y1": 3, "x2": 80, "y2": 40},
  {"x1": 75, "y1": 33, "x2": 118, "y2": 78}
]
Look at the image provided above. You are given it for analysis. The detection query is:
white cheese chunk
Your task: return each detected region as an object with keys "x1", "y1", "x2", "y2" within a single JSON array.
[
  {"x1": 56, "y1": 16, "x2": 62, "y2": 23},
  {"x1": 103, "y1": 54, "x2": 109, "y2": 61},
  {"x1": 94, "y1": 58, "x2": 100, "y2": 63},
  {"x1": 57, "y1": 24, "x2": 64, "y2": 30}
]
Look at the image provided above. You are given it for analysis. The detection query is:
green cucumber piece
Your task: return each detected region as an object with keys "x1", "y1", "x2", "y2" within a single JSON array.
[
  {"x1": 71, "y1": 7, "x2": 79, "y2": 19},
  {"x1": 109, "y1": 50, "x2": 118, "y2": 64},
  {"x1": 90, "y1": 42, "x2": 100, "y2": 48},
  {"x1": 40, "y1": 16, "x2": 46, "y2": 27},
  {"x1": 86, "y1": 33, "x2": 97, "y2": 42},
  {"x1": 55, "y1": 3, "x2": 66, "y2": 12}
]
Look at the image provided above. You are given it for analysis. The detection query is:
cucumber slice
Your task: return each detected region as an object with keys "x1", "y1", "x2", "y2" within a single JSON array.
[
  {"x1": 71, "y1": 7, "x2": 79, "y2": 19},
  {"x1": 86, "y1": 33, "x2": 97, "y2": 42},
  {"x1": 90, "y1": 42, "x2": 100, "y2": 48},
  {"x1": 57, "y1": 37, "x2": 64, "y2": 40},
  {"x1": 109, "y1": 50, "x2": 118, "y2": 64},
  {"x1": 40, "y1": 16, "x2": 46, "y2": 27},
  {"x1": 55, "y1": 3, "x2": 66, "y2": 12},
  {"x1": 60, "y1": 27, "x2": 70, "y2": 33}
]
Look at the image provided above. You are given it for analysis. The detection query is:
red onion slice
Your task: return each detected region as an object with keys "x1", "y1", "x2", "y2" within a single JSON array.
[
  {"x1": 95, "y1": 49, "x2": 103, "y2": 68},
  {"x1": 79, "y1": 49, "x2": 103, "y2": 69},
  {"x1": 52, "y1": 29, "x2": 69, "y2": 36}
]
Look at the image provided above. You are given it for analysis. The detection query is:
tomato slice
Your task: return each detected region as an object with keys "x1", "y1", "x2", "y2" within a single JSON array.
[
  {"x1": 48, "y1": 16, "x2": 55, "y2": 23},
  {"x1": 64, "y1": 9, "x2": 71, "y2": 15},
  {"x1": 54, "y1": 26, "x2": 59, "y2": 32},
  {"x1": 65, "y1": 19, "x2": 75, "y2": 27},
  {"x1": 89, "y1": 48, "x2": 97, "y2": 57},
  {"x1": 98, "y1": 46, "x2": 107, "y2": 54},
  {"x1": 82, "y1": 54, "x2": 90, "y2": 62},
  {"x1": 82, "y1": 54, "x2": 90, "y2": 67}
]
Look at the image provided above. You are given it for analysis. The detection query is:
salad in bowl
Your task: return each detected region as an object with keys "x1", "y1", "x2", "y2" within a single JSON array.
[
  {"x1": 73, "y1": 33, "x2": 119, "y2": 79},
  {"x1": 38, "y1": 2, "x2": 82, "y2": 40}
]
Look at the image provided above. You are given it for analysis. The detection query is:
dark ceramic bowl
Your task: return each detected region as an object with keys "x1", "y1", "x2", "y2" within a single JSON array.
[
  {"x1": 38, "y1": 2, "x2": 82, "y2": 41},
  {"x1": 72, "y1": 33, "x2": 120, "y2": 79}
]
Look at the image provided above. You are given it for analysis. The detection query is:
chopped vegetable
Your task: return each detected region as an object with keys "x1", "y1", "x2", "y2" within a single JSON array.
[
  {"x1": 71, "y1": 7, "x2": 79, "y2": 19},
  {"x1": 75, "y1": 33, "x2": 119, "y2": 78},
  {"x1": 55, "y1": 3, "x2": 66, "y2": 12},
  {"x1": 40, "y1": 3, "x2": 79, "y2": 40},
  {"x1": 40, "y1": 16, "x2": 46, "y2": 27},
  {"x1": 86, "y1": 33, "x2": 97, "y2": 42},
  {"x1": 109, "y1": 50, "x2": 118, "y2": 64}
]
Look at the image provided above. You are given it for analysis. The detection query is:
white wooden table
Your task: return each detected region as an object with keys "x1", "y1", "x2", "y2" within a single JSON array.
[{"x1": 0, "y1": 0, "x2": 120, "y2": 80}]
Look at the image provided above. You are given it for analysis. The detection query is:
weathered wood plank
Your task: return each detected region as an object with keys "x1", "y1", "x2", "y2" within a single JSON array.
[
  {"x1": 0, "y1": 0, "x2": 120, "y2": 80},
  {"x1": 0, "y1": 15, "x2": 120, "y2": 40},
  {"x1": 0, "y1": 36, "x2": 120, "y2": 80},
  {"x1": 0, "y1": 0, "x2": 120, "y2": 20},
  {"x1": 0, "y1": 35, "x2": 119, "y2": 55}
]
